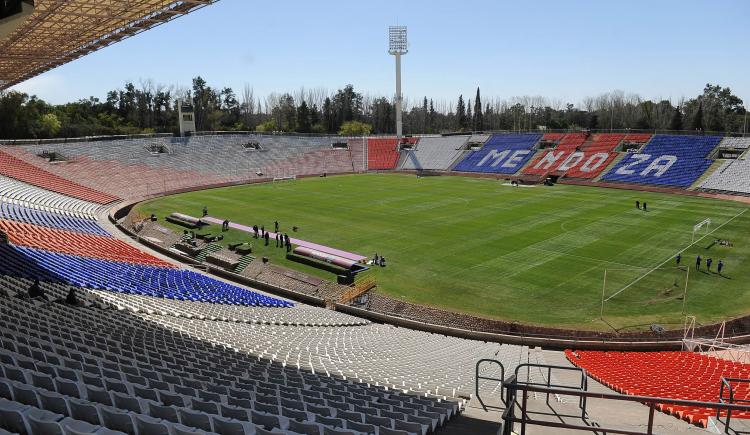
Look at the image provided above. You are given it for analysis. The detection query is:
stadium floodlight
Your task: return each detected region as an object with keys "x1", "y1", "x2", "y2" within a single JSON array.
[{"x1": 389, "y1": 26, "x2": 407, "y2": 144}]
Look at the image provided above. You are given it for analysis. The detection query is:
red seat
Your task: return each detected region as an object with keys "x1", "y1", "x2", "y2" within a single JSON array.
[{"x1": 566, "y1": 349, "x2": 750, "y2": 428}]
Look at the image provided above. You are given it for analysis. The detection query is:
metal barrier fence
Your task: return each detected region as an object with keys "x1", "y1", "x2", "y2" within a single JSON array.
[{"x1": 500, "y1": 368, "x2": 750, "y2": 435}]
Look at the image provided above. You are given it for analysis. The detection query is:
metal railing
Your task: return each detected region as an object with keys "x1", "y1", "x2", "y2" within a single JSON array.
[
  {"x1": 501, "y1": 368, "x2": 750, "y2": 435},
  {"x1": 475, "y1": 359, "x2": 505, "y2": 411},
  {"x1": 718, "y1": 377, "x2": 750, "y2": 432},
  {"x1": 514, "y1": 363, "x2": 588, "y2": 413}
]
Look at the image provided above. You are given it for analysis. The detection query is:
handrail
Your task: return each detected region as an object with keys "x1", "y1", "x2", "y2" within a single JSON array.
[
  {"x1": 503, "y1": 377, "x2": 750, "y2": 435},
  {"x1": 475, "y1": 359, "x2": 505, "y2": 411},
  {"x1": 514, "y1": 362, "x2": 588, "y2": 413},
  {"x1": 717, "y1": 376, "x2": 750, "y2": 433}
]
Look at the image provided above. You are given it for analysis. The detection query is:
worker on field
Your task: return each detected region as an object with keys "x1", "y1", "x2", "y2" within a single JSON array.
[
  {"x1": 643, "y1": 202, "x2": 648, "y2": 212},
  {"x1": 706, "y1": 258, "x2": 713, "y2": 272},
  {"x1": 718, "y1": 260, "x2": 724, "y2": 275},
  {"x1": 285, "y1": 234, "x2": 291, "y2": 253},
  {"x1": 275, "y1": 233, "x2": 280, "y2": 247},
  {"x1": 676, "y1": 253, "x2": 681, "y2": 265},
  {"x1": 253, "y1": 225, "x2": 259, "y2": 238},
  {"x1": 202, "y1": 206, "x2": 208, "y2": 217},
  {"x1": 261, "y1": 225, "x2": 265, "y2": 238},
  {"x1": 274, "y1": 220, "x2": 279, "y2": 233},
  {"x1": 636, "y1": 200, "x2": 640, "y2": 209},
  {"x1": 696, "y1": 255, "x2": 702, "y2": 270}
]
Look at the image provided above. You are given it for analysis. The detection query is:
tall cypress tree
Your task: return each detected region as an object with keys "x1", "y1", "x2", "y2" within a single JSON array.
[
  {"x1": 691, "y1": 102, "x2": 704, "y2": 131},
  {"x1": 669, "y1": 106, "x2": 683, "y2": 131},
  {"x1": 473, "y1": 87, "x2": 483, "y2": 130},
  {"x1": 456, "y1": 95, "x2": 467, "y2": 130}
]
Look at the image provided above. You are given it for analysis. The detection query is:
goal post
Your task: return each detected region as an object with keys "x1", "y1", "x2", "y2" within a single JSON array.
[{"x1": 692, "y1": 218, "x2": 711, "y2": 243}]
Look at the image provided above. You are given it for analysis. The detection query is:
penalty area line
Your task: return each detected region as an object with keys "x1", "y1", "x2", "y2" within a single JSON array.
[{"x1": 604, "y1": 208, "x2": 747, "y2": 302}]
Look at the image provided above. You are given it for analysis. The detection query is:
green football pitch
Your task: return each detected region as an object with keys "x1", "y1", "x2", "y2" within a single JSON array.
[{"x1": 135, "y1": 173, "x2": 750, "y2": 332}]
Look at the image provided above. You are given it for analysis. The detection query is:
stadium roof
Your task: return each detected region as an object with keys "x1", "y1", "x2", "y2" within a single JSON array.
[{"x1": 0, "y1": 0, "x2": 217, "y2": 90}]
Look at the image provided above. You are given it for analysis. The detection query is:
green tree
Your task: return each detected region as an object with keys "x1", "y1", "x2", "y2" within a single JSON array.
[
  {"x1": 456, "y1": 95, "x2": 467, "y2": 130},
  {"x1": 473, "y1": 87, "x2": 483, "y2": 130},
  {"x1": 338, "y1": 120, "x2": 372, "y2": 136},
  {"x1": 322, "y1": 97, "x2": 334, "y2": 134},
  {"x1": 38, "y1": 113, "x2": 61, "y2": 137},
  {"x1": 669, "y1": 106, "x2": 683, "y2": 131},
  {"x1": 691, "y1": 102, "x2": 704, "y2": 131},
  {"x1": 296, "y1": 101, "x2": 311, "y2": 133}
]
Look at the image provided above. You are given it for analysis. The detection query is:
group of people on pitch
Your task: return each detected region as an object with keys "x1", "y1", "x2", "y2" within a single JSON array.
[
  {"x1": 635, "y1": 200, "x2": 648, "y2": 211},
  {"x1": 676, "y1": 253, "x2": 725, "y2": 275},
  {"x1": 249, "y1": 220, "x2": 293, "y2": 252}
]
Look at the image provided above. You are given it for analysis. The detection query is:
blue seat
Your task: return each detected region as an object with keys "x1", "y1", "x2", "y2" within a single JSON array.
[
  {"x1": 453, "y1": 133, "x2": 542, "y2": 174},
  {"x1": 601, "y1": 135, "x2": 722, "y2": 187},
  {"x1": 0, "y1": 244, "x2": 293, "y2": 308}
]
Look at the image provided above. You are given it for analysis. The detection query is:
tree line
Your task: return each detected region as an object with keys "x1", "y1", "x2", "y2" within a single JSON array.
[{"x1": 0, "y1": 78, "x2": 746, "y2": 140}]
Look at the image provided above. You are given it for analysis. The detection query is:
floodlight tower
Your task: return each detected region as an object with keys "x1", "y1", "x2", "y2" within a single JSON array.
[{"x1": 389, "y1": 26, "x2": 408, "y2": 144}]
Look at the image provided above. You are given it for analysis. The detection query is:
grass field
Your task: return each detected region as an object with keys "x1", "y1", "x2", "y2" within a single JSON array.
[{"x1": 135, "y1": 173, "x2": 750, "y2": 332}]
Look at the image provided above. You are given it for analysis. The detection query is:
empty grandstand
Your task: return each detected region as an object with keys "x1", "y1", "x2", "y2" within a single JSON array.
[
  {"x1": 452, "y1": 133, "x2": 541, "y2": 174},
  {"x1": 601, "y1": 135, "x2": 722, "y2": 187},
  {"x1": 3, "y1": 1, "x2": 750, "y2": 434},
  {"x1": 399, "y1": 136, "x2": 469, "y2": 171}
]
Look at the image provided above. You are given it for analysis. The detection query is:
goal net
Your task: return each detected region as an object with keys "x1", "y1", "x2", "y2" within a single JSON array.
[{"x1": 692, "y1": 218, "x2": 711, "y2": 243}]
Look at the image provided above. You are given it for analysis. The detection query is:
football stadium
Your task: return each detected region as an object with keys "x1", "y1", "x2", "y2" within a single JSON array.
[{"x1": 1, "y1": 1, "x2": 750, "y2": 434}]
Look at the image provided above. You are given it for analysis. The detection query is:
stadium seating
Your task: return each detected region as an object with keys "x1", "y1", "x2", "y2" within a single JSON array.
[
  {"x1": 541, "y1": 133, "x2": 565, "y2": 142},
  {"x1": 566, "y1": 350, "x2": 750, "y2": 427},
  {"x1": 0, "y1": 175, "x2": 103, "y2": 219},
  {"x1": 468, "y1": 134, "x2": 491, "y2": 145},
  {"x1": 523, "y1": 133, "x2": 623, "y2": 179},
  {"x1": 622, "y1": 133, "x2": 653, "y2": 144},
  {"x1": 367, "y1": 137, "x2": 418, "y2": 170},
  {"x1": 0, "y1": 150, "x2": 118, "y2": 204},
  {"x1": 719, "y1": 137, "x2": 750, "y2": 149},
  {"x1": 6, "y1": 135, "x2": 346, "y2": 201},
  {"x1": 700, "y1": 158, "x2": 750, "y2": 194},
  {"x1": 399, "y1": 136, "x2": 469, "y2": 170},
  {"x1": 0, "y1": 219, "x2": 173, "y2": 268},
  {"x1": 600, "y1": 135, "x2": 722, "y2": 187},
  {"x1": 556, "y1": 133, "x2": 588, "y2": 151},
  {"x1": 0, "y1": 244, "x2": 292, "y2": 307},
  {"x1": 88, "y1": 290, "x2": 369, "y2": 326},
  {"x1": 0, "y1": 292, "x2": 487, "y2": 434},
  {"x1": 0, "y1": 202, "x2": 109, "y2": 236},
  {"x1": 452, "y1": 133, "x2": 542, "y2": 174}
]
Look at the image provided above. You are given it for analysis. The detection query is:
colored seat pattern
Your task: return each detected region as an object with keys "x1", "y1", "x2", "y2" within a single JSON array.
[
  {"x1": 523, "y1": 134, "x2": 623, "y2": 179},
  {"x1": 601, "y1": 135, "x2": 722, "y2": 187},
  {"x1": 0, "y1": 202, "x2": 109, "y2": 236},
  {"x1": 566, "y1": 350, "x2": 750, "y2": 427},
  {"x1": 0, "y1": 151, "x2": 118, "y2": 204},
  {"x1": 541, "y1": 133, "x2": 566, "y2": 142},
  {"x1": 556, "y1": 133, "x2": 588, "y2": 151},
  {"x1": 367, "y1": 138, "x2": 417, "y2": 170},
  {"x1": 0, "y1": 219, "x2": 172, "y2": 268},
  {"x1": 622, "y1": 133, "x2": 653, "y2": 144},
  {"x1": 0, "y1": 244, "x2": 292, "y2": 307},
  {"x1": 452, "y1": 134, "x2": 541, "y2": 174}
]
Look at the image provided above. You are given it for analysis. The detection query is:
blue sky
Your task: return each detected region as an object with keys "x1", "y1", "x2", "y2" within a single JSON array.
[{"x1": 11, "y1": 0, "x2": 750, "y2": 107}]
